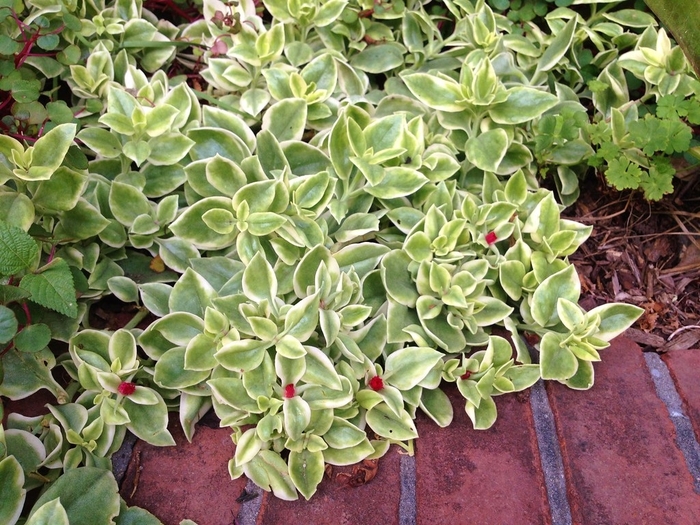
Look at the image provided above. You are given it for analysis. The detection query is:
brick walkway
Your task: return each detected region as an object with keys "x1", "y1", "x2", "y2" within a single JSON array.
[{"x1": 6, "y1": 335, "x2": 700, "y2": 524}]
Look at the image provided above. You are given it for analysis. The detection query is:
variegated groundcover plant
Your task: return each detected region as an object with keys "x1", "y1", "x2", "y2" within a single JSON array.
[{"x1": 5, "y1": 0, "x2": 699, "y2": 521}]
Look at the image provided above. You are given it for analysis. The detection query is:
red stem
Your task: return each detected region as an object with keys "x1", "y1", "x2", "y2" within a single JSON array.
[
  {"x1": 47, "y1": 244, "x2": 56, "y2": 263},
  {"x1": 0, "y1": 341, "x2": 14, "y2": 358},
  {"x1": 21, "y1": 302, "x2": 31, "y2": 325}
]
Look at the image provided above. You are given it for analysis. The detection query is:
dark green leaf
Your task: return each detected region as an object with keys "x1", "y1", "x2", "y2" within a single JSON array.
[
  {"x1": 20, "y1": 258, "x2": 78, "y2": 318},
  {"x1": 15, "y1": 323, "x2": 51, "y2": 353},
  {"x1": 0, "y1": 220, "x2": 39, "y2": 275}
]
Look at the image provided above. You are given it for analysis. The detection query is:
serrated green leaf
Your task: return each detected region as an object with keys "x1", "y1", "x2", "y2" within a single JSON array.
[
  {"x1": 0, "y1": 220, "x2": 39, "y2": 275},
  {"x1": 20, "y1": 258, "x2": 78, "y2": 318}
]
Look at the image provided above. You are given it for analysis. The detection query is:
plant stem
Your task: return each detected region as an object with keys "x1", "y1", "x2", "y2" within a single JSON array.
[{"x1": 123, "y1": 307, "x2": 150, "y2": 330}]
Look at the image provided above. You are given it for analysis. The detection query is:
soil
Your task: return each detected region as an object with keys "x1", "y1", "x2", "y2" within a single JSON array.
[{"x1": 565, "y1": 169, "x2": 700, "y2": 352}]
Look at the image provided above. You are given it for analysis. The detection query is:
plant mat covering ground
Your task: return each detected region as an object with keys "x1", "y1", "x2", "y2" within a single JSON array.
[{"x1": 566, "y1": 172, "x2": 700, "y2": 351}]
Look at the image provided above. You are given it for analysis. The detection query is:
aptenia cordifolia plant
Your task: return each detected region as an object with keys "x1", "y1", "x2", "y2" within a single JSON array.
[{"x1": 10, "y1": 0, "x2": 698, "y2": 520}]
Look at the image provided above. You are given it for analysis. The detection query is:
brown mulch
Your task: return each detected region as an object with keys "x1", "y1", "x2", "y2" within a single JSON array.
[{"x1": 565, "y1": 171, "x2": 700, "y2": 352}]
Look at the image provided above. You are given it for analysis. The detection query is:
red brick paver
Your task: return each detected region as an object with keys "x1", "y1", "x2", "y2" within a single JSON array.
[
  {"x1": 415, "y1": 387, "x2": 550, "y2": 525},
  {"x1": 664, "y1": 349, "x2": 700, "y2": 443},
  {"x1": 121, "y1": 418, "x2": 247, "y2": 525},
  {"x1": 547, "y1": 337, "x2": 700, "y2": 525},
  {"x1": 257, "y1": 446, "x2": 402, "y2": 525}
]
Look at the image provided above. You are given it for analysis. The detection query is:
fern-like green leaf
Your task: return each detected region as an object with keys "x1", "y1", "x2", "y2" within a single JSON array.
[
  {"x1": 20, "y1": 258, "x2": 78, "y2": 318},
  {"x1": 0, "y1": 220, "x2": 39, "y2": 275},
  {"x1": 605, "y1": 158, "x2": 642, "y2": 191},
  {"x1": 640, "y1": 158, "x2": 676, "y2": 201}
]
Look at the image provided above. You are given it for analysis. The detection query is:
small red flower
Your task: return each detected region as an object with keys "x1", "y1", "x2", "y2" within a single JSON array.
[
  {"x1": 283, "y1": 383, "x2": 296, "y2": 399},
  {"x1": 485, "y1": 231, "x2": 498, "y2": 245},
  {"x1": 460, "y1": 370, "x2": 472, "y2": 381},
  {"x1": 118, "y1": 381, "x2": 136, "y2": 396},
  {"x1": 368, "y1": 376, "x2": 384, "y2": 391}
]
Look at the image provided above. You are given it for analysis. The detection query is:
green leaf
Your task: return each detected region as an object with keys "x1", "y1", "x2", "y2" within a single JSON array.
[
  {"x1": 465, "y1": 395, "x2": 497, "y2": 430},
  {"x1": 20, "y1": 258, "x2": 77, "y2": 318},
  {"x1": 11, "y1": 79, "x2": 40, "y2": 104},
  {"x1": 605, "y1": 157, "x2": 642, "y2": 191},
  {"x1": 169, "y1": 268, "x2": 217, "y2": 317},
  {"x1": 587, "y1": 303, "x2": 644, "y2": 341},
  {"x1": 351, "y1": 43, "x2": 405, "y2": 73},
  {"x1": 0, "y1": 220, "x2": 39, "y2": 275},
  {"x1": 364, "y1": 166, "x2": 428, "y2": 199},
  {"x1": 401, "y1": 73, "x2": 465, "y2": 112},
  {"x1": 122, "y1": 141, "x2": 150, "y2": 167},
  {"x1": 537, "y1": 16, "x2": 576, "y2": 73},
  {"x1": 289, "y1": 448, "x2": 324, "y2": 500},
  {"x1": 247, "y1": 212, "x2": 286, "y2": 236},
  {"x1": 147, "y1": 133, "x2": 195, "y2": 165},
  {"x1": 284, "y1": 294, "x2": 320, "y2": 342},
  {"x1": 472, "y1": 297, "x2": 514, "y2": 327},
  {"x1": 365, "y1": 403, "x2": 418, "y2": 440},
  {"x1": 57, "y1": 199, "x2": 110, "y2": 241},
  {"x1": 124, "y1": 392, "x2": 175, "y2": 446},
  {"x1": 215, "y1": 339, "x2": 270, "y2": 372},
  {"x1": 170, "y1": 197, "x2": 238, "y2": 250},
  {"x1": 262, "y1": 98, "x2": 307, "y2": 141},
  {"x1": 383, "y1": 347, "x2": 444, "y2": 390},
  {"x1": 242, "y1": 251, "x2": 277, "y2": 304},
  {"x1": 489, "y1": 88, "x2": 558, "y2": 124},
  {"x1": 499, "y1": 260, "x2": 526, "y2": 301},
  {"x1": 244, "y1": 450, "x2": 298, "y2": 500},
  {"x1": 14, "y1": 323, "x2": 51, "y2": 353},
  {"x1": 28, "y1": 467, "x2": 120, "y2": 525},
  {"x1": 30, "y1": 123, "x2": 77, "y2": 174},
  {"x1": 31, "y1": 167, "x2": 88, "y2": 213},
  {"x1": 76, "y1": 128, "x2": 122, "y2": 158},
  {"x1": 531, "y1": 265, "x2": 580, "y2": 327},
  {"x1": 0, "y1": 346, "x2": 68, "y2": 401},
  {"x1": 302, "y1": 346, "x2": 342, "y2": 389},
  {"x1": 240, "y1": 88, "x2": 271, "y2": 117},
  {"x1": 0, "y1": 455, "x2": 25, "y2": 525},
  {"x1": 540, "y1": 332, "x2": 578, "y2": 381},
  {"x1": 420, "y1": 387, "x2": 454, "y2": 427},
  {"x1": 209, "y1": 376, "x2": 260, "y2": 412},
  {"x1": 26, "y1": 498, "x2": 69, "y2": 525},
  {"x1": 154, "y1": 347, "x2": 209, "y2": 389},
  {"x1": 603, "y1": 9, "x2": 658, "y2": 29},
  {"x1": 563, "y1": 360, "x2": 594, "y2": 390},
  {"x1": 0, "y1": 193, "x2": 34, "y2": 232},
  {"x1": 114, "y1": 503, "x2": 163, "y2": 525},
  {"x1": 0, "y1": 284, "x2": 30, "y2": 305},
  {"x1": 109, "y1": 182, "x2": 151, "y2": 228},
  {"x1": 283, "y1": 395, "x2": 311, "y2": 441},
  {"x1": 465, "y1": 129, "x2": 509, "y2": 172}
]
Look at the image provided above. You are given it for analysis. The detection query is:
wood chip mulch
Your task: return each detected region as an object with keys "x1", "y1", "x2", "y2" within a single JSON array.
[{"x1": 565, "y1": 172, "x2": 700, "y2": 352}]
